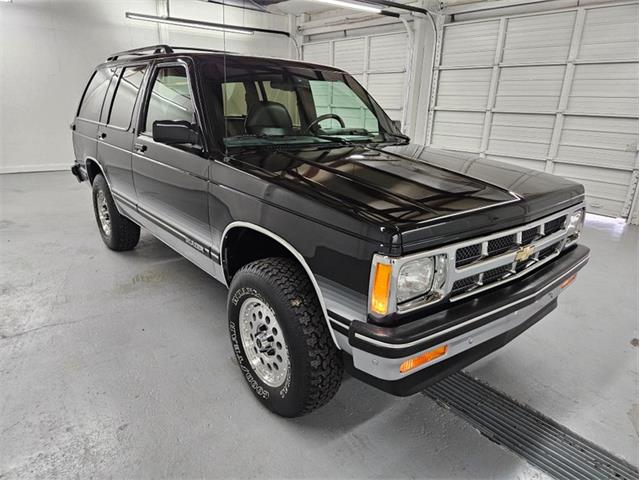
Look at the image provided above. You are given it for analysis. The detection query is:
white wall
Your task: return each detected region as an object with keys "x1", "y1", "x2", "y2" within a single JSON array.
[{"x1": 0, "y1": 0, "x2": 291, "y2": 174}]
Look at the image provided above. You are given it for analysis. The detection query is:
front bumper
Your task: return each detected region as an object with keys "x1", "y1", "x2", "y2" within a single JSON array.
[{"x1": 344, "y1": 244, "x2": 590, "y2": 396}]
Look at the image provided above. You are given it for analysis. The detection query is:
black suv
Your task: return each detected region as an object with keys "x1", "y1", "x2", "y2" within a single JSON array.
[{"x1": 71, "y1": 45, "x2": 590, "y2": 417}]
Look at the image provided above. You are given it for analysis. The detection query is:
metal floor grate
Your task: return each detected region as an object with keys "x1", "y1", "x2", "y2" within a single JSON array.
[{"x1": 424, "y1": 372, "x2": 639, "y2": 480}]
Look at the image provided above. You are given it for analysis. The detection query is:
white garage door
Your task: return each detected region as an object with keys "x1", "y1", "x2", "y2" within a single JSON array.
[
  {"x1": 302, "y1": 32, "x2": 409, "y2": 126},
  {"x1": 427, "y1": 2, "x2": 639, "y2": 219}
]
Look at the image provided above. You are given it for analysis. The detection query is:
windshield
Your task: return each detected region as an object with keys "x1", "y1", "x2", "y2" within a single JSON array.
[{"x1": 202, "y1": 60, "x2": 401, "y2": 149}]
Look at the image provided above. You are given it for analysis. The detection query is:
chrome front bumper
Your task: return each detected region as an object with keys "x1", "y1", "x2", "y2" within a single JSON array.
[{"x1": 344, "y1": 245, "x2": 590, "y2": 396}]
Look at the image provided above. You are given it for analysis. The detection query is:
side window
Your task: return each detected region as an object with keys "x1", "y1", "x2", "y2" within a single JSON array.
[
  {"x1": 107, "y1": 65, "x2": 147, "y2": 129},
  {"x1": 222, "y1": 82, "x2": 248, "y2": 117},
  {"x1": 100, "y1": 67, "x2": 122, "y2": 123},
  {"x1": 78, "y1": 68, "x2": 113, "y2": 121},
  {"x1": 144, "y1": 65, "x2": 195, "y2": 134}
]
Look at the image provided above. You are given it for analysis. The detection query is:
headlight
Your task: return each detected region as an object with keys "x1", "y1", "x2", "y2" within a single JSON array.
[
  {"x1": 396, "y1": 254, "x2": 447, "y2": 307},
  {"x1": 397, "y1": 257, "x2": 434, "y2": 303},
  {"x1": 566, "y1": 209, "x2": 585, "y2": 243}
]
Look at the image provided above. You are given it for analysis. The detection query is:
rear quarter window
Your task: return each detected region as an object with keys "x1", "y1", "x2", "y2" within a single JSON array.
[{"x1": 77, "y1": 68, "x2": 113, "y2": 121}]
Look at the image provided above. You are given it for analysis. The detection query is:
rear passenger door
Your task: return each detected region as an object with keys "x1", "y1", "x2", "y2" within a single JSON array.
[
  {"x1": 73, "y1": 68, "x2": 113, "y2": 167},
  {"x1": 97, "y1": 64, "x2": 147, "y2": 203},
  {"x1": 132, "y1": 62, "x2": 211, "y2": 250}
]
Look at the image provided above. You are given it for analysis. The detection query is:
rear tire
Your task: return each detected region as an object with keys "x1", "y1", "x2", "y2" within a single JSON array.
[
  {"x1": 227, "y1": 257, "x2": 343, "y2": 417},
  {"x1": 92, "y1": 174, "x2": 140, "y2": 251}
]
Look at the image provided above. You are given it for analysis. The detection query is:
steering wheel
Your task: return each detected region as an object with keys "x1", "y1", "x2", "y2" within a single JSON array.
[{"x1": 304, "y1": 113, "x2": 345, "y2": 135}]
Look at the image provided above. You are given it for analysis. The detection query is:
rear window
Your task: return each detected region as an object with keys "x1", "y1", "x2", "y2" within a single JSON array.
[
  {"x1": 78, "y1": 68, "x2": 113, "y2": 121},
  {"x1": 107, "y1": 65, "x2": 147, "y2": 129}
]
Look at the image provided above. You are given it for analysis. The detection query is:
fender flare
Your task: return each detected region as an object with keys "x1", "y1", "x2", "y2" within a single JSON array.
[{"x1": 220, "y1": 221, "x2": 340, "y2": 348}]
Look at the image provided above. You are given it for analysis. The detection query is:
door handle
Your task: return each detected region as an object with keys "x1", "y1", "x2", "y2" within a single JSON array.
[
  {"x1": 134, "y1": 143, "x2": 147, "y2": 153},
  {"x1": 98, "y1": 132, "x2": 106, "y2": 140}
]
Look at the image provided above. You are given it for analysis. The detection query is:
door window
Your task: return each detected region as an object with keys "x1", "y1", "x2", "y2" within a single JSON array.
[
  {"x1": 107, "y1": 65, "x2": 147, "y2": 129},
  {"x1": 144, "y1": 65, "x2": 195, "y2": 134}
]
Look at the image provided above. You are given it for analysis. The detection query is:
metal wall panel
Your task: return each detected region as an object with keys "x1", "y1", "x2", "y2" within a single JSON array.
[{"x1": 427, "y1": 1, "x2": 639, "y2": 220}]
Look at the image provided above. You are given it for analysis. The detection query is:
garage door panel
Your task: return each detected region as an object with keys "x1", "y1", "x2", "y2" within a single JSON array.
[
  {"x1": 554, "y1": 162, "x2": 633, "y2": 187},
  {"x1": 487, "y1": 113, "x2": 554, "y2": 158},
  {"x1": 369, "y1": 34, "x2": 407, "y2": 71},
  {"x1": 578, "y1": 179, "x2": 629, "y2": 202},
  {"x1": 432, "y1": 111, "x2": 484, "y2": 151},
  {"x1": 486, "y1": 154, "x2": 546, "y2": 172},
  {"x1": 560, "y1": 116, "x2": 638, "y2": 153},
  {"x1": 579, "y1": 4, "x2": 639, "y2": 61},
  {"x1": 556, "y1": 145, "x2": 636, "y2": 171},
  {"x1": 584, "y1": 196, "x2": 625, "y2": 217},
  {"x1": 568, "y1": 63, "x2": 638, "y2": 116},
  {"x1": 334, "y1": 38, "x2": 365, "y2": 73},
  {"x1": 302, "y1": 42, "x2": 330, "y2": 65},
  {"x1": 436, "y1": 69, "x2": 492, "y2": 110},
  {"x1": 502, "y1": 11, "x2": 575, "y2": 64},
  {"x1": 426, "y1": 3, "x2": 638, "y2": 219},
  {"x1": 441, "y1": 21, "x2": 499, "y2": 67},
  {"x1": 367, "y1": 73, "x2": 405, "y2": 111},
  {"x1": 495, "y1": 66, "x2": 565, "y2": 111}
]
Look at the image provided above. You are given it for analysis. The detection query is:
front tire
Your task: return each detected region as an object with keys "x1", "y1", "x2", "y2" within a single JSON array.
[
  {"x1": 92, "y1": 174, "x2": 140, "y2": 251},
  {"x1": 228, "y1": 257, "x2": 343, "y2": 417}
]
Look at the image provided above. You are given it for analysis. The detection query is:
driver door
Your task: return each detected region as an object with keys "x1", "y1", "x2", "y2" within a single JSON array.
[{"x1": 132, "y1": 61, "x2": 211, "y2": 250}]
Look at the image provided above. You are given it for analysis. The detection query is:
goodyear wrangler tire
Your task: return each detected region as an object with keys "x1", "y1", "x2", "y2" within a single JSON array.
[
  {"x1": 227, "y1": 257, "x2": 343, "y2": 417},
  {"x1": 92, "y1": 174, "x2": 140, "y2": 251}
]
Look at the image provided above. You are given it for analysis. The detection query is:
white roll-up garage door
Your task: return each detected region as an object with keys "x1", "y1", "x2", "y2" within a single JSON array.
[
  {"x1": 427, "y1": 2, "x2": 639, "y2": 219},
  {"x1": 302, "y1": 31, "x2": 409, "y2": 125}
]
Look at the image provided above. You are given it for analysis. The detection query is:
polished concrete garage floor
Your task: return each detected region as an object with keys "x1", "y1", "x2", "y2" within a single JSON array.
[{"x1": 1, "y1": 171, "x2": 638, "y2": 479}]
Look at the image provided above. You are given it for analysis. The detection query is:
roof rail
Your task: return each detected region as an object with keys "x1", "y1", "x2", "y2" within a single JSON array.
[
  {"x1": 107, "y1": 45, "x2": 230, "y2": 61},
  {"x1": 107, "y1": 45, "x2": 174, "y2": 61}
]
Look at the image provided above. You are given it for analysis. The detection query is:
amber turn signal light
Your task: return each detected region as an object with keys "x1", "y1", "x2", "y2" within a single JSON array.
[
  {"x1": 371, "y1": 263, "x2": 392, "y2": 315},
  {"x1": 560, "y1": 274, "x2": 577, "y2": 289},
  {"x1": 399, "y1": 345, "x2": 448, "y2": 373}
]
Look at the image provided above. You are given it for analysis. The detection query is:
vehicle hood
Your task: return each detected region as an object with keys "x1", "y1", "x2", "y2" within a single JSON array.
[{"x1": 226, "y1": 143, "x2": 584, "y2": 250}]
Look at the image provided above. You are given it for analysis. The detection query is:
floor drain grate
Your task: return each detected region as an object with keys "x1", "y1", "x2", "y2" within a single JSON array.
[{"x1": 424, "y1": 372, "x2": 638, "y2": 480}]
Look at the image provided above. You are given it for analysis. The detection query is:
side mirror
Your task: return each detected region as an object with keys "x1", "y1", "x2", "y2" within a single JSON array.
[{"x1": 152, "y1": 120, "x2": 200, "y2": 146}]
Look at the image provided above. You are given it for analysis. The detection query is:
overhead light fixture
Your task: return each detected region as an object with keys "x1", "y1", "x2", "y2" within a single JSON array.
[
  {"x1": 125, "y1": 13, "x2": 254, "y2": 35},
  {"x1": 316, "y1": 0, "x2": 382, "y2": 14}
]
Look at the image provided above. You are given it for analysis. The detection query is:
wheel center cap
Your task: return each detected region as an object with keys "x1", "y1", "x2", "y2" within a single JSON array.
[{"x1": 255, "y1": 331, "x2": 274, "y2": 354}]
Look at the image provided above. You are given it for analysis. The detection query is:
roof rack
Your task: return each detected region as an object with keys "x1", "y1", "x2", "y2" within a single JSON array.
[{"x1": 106, "y1": 45, "x2": 228, "y2": 61}]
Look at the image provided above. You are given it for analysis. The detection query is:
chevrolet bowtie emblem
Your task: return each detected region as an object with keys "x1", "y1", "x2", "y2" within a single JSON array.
[{"x1": 515, "y1": 245, "x2": 535, "y2": 262}]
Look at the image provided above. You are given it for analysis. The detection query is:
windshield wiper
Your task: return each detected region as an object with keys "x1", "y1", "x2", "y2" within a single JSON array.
[
  {"x1": 312, "y1": 134, "x2": 353, "y2": 145},
  {"x1": 383, "y1": 131, "x2": 410, "y2": 143}
]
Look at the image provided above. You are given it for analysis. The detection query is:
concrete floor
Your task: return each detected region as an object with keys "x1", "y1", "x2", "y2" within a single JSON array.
[{"x1": 1, "y1": 171, "x2": 637, "y2": 479}]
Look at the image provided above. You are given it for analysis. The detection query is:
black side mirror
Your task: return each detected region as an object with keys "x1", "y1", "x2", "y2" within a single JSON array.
[{"x1": 152, "y1": 120, "x2": 200, "y2": 146}]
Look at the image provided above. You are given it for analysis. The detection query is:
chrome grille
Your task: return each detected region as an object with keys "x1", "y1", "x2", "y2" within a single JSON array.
[
  {"x1": 455, "y1": 244, "x2": 482, "y2": 267},
  {"x1": 445, "y1": 209, "x2": 575, "y2": 302},
  {"x1": 487, "y1": 234, "x2": 517, "y2": 256}
]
